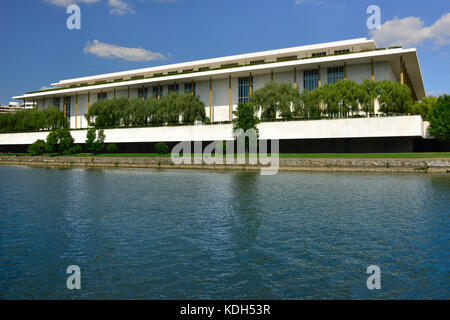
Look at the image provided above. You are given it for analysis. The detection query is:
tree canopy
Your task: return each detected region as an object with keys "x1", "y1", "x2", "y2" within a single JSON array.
[
  {"x1": 428, "y1": 94, "x2": 450, "y2": 141},
  {"x1": 85, "y1": 93, "x2": 206, "y2": 128},
  {"x1": 0, "y1": 106, "x2": 67, "y2": 133}
]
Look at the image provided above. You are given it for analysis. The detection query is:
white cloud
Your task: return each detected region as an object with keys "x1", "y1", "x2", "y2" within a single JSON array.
[
  {"x1": 108, "y1": 0, "x2": 135, "y2": 15},
  {"x1": 370, "y1": 13, "x2": 450, "y2": 48},
  {"x1": 83, "y1": 40, "x2": 168, "y2": 62},
  {"x1": 44, "y1": 0, "x2": 101, "y2": 7}
]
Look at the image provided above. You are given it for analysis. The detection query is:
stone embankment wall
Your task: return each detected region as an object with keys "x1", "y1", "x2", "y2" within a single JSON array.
[{"x1": 1, "y1": 156, "x2": 449, "y2": 173}]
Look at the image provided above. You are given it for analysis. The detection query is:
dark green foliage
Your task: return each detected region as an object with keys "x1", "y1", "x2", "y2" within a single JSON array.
[
  {"x1": 411, "y1": 96, "x2": 438, "y2": 120},
  {"x1": 250, "y1": 82, "x2": 299, "y2": 120},
  {"x1": 294, "y1": 90, "x2": 320, "y2": 119},
  {"x1": 85, "y1": 93, "x2": 206, "y2": 128},
  {"x1": 155, "y1": 142, "x2": 169, "y2": 154},
  {"x1": 232, "y1": 103, "x2": 260, "y2": 138},
  {"x1": 428, "y1": 95, "x2": 450, "y2": 141},
  {"x1": 85, "y1": 128, "x2": 105, "y2": 153},
  {"x1": 251, "y1": 79, "x2": 414, "y2": 119},
  {"x1": 377, "y1": 80, "x2": 413, "y2": 115},
  {"x1": 107, "y1": 143, "x2": 118, "y2": 153},
  {"x1": 0, "y1": 106, "x2": 67, "y2": 133},
  {"x1": 27, "y1": 139, "x2": 47, "y2": 155},
  {"x1": 45, "y1": 129, "x2": 75, "y2": 154}
]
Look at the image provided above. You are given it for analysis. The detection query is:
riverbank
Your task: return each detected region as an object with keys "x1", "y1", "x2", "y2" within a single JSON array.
[{"x1": 1, "y1": 155, "x2": 450, "y2": 172}]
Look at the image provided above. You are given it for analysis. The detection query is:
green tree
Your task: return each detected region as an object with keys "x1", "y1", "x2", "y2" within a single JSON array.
[
  {"x1": 358, "y1": 79, "x2": 381, "y2": 116},
  {"x1": 294, "y1": 89, "x2": 320, "y2": 119},
  {"x1": 27, "y1": 139, "x2": 47, "y2": 155},
  {"x1": 410, "y1": 96, "x2": 438, "y2": 120},
  {"x1": 378, "y1": 80, "x2": 413, "y2": 115},
  {"x1": 45, "y1": 129, "x2": 75, "y2": 154},
  {"x1": 106, "y1": 143, "x2": 118, "y2": 153},
  {"x1": 250, "y1": 82, "x2": 298, "y2": 120},
  {"x1": 428, "y1": 94, "x2": 450, "y2": 141},
  {"x1": 319, "y1": 84, "x2": 341, "y2": 118},
  {"x1": 179, "y1": 94, "x2": 206, "y2": 124},
  {"x1": 42, "y1": 106, "x2": 68, "y2": 130},
  {"x1": 159, "y1": 93, "x2": 182, "y2": 124},
  {"x1": 85, "y1": 128, "x2": 105, "y2": 153},
  {"x1": 232, "y1": 103, "x2": 260, "y2": 137},
  {"x1": 335, "y1": 79, "x2": 360, "y2": 116},
  {"x1": 155, "y1": 142, "x2": 169, "y2": 154}
]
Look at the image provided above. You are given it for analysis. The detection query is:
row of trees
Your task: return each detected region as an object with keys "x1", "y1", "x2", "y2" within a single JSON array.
[
  {"x1": 0, "y1": 107, "x2": 67, "y2": 133},
  {"x1": 250, "y1": 80, "x2": 414, "y2": 120},
  {"x1": 233, "y1": 94, "x2": 450, "y2": 142},
  {"x1": 28, "y1": 127, "x2": 111, "y2": 155},
  {"x1": 85, "y1": 94, "x2": 207, "y2": 128}
]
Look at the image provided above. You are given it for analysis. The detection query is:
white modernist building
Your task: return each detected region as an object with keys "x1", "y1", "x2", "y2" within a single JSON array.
[{"x1": 13, "y1": 38, "x2": 425, "y2": 130}]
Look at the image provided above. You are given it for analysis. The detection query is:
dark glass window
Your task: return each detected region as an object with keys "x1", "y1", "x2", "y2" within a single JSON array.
[
  {"x1": 138, "y1": 88, "x2": 148, "y2": 99},
  {"x1": 64, "y1": 96, "x2": 71, "y2": 118},
  {"x1": 184, "y1": 82, "x2": 196, "y2": 96},
  {"x1": 304, "y1": 69, "x2": 319, "y2": 91},
  {"x1": 168, "y1": 84, "x2": 179, "y2": 94},
  {"x1": 98, "y1": 92, "x2": 107, "y2": 101},
  {"x1": 152, "y1": 86, "x2": 163, "y2": 98},
  {"x1": 327, "y1": 66, "x2": 345, "y2": 84},
  {"x1": 53, "y1": 97, "x2": 60, "y2": 109},
  {"x1": 238, "y1": 77, "x2": 252, "y2": 103}
]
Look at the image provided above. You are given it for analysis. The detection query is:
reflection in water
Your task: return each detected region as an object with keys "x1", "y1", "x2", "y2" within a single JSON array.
[{"x1": 0, "y1": 166, "x2": 448, "y2": 299}]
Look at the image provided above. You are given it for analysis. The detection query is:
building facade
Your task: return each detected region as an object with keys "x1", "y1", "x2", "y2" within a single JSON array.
[{"x1": 13, "y1": 38, "x2": 425, "y2": 129}]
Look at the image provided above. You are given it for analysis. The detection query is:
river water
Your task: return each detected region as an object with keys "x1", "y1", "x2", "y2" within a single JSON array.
[{"x1": 0, "y1": 165, "x2": 448, "y2": 299}]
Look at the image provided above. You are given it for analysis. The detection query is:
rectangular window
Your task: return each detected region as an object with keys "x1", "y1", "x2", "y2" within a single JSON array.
[
  {"x1": 168, "y1": 71, "x2": 178, "y2": 75},
  {"x1": 304, "y1": 69, "x2": 319, "y2": 91},
  {"x1": 238, "y1": 77, "x2": 252, "y2": 103},
  {"x1": 184, "y1": 82, "x2": 196, "y2": 96},
  {"x1": 53, "y1": 97, "x2": 60, "y2": 109},
  {"x1": 199, "y1": 67, "x2": 210, "y2": 71},
  {"x1": 168, "y1": 84, "x2": 179, "y2": 94},
  {"x1": 64, "y1": 96, "x2": 71, "y2": 118},
  {"x1": 334, "y1": 49, "x2": 350, "y2": 55},
  {"x1": 138, "y1": 88, "x2": 148, "y2": 99},
  {"x1": 152, "y1": 86, "x2": 163, "y2": 98},
  {"x1": 312, "y1": 52, "x2": 327, "y2": 57},
  {"x1": 250, "y1": 60, "x2": 265, "y2": 65},
  {"x1": 327, "y1": 66, "x2": 345, "y2": 84},
  {"x1": 98, "y1": 92, "x2": 107, "y2": 101}
]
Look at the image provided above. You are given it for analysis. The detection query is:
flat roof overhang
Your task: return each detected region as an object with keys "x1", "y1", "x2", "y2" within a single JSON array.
[
  {"x1": 14, "y1": 48, "x2": 425, "y2": 101},
  {"x1": 51, "y1": 38, "x2": 376, "y2": 87}
]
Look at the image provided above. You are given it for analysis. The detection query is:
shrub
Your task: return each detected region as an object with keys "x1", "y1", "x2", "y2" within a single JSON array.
[
  {"x1": 155, "y1": 142, "x2": 169, "y2": 154},
  {"x1": 45, "y1": 129, "x2": 75, "y2": 154},
  {"x1": 85, "y1": 128, "x2": 105, "y2": 153},
  {"x1": 27, "y1": 139, "x2": 47, "y2": 155},
  {"x1": 107, "y1": 143, "x2": 118, "y2": 153},
  {"x1": 69, "y1": 145, "x2": 83, "y2": 154}
]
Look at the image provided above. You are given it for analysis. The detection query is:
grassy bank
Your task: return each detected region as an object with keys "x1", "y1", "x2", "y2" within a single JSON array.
[{"x1": 1, "y1": 152, "x2": 450, "y2": 158}]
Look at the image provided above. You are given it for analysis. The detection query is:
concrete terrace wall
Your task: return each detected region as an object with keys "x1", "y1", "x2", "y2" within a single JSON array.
[{"x1": 0, "y1": 116, "x2": 428, "y2": 146}]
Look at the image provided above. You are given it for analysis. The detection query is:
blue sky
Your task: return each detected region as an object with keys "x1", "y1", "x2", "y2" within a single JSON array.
[{"x1": 0, "y1": 0, "x2": 449, "y2": 105}]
